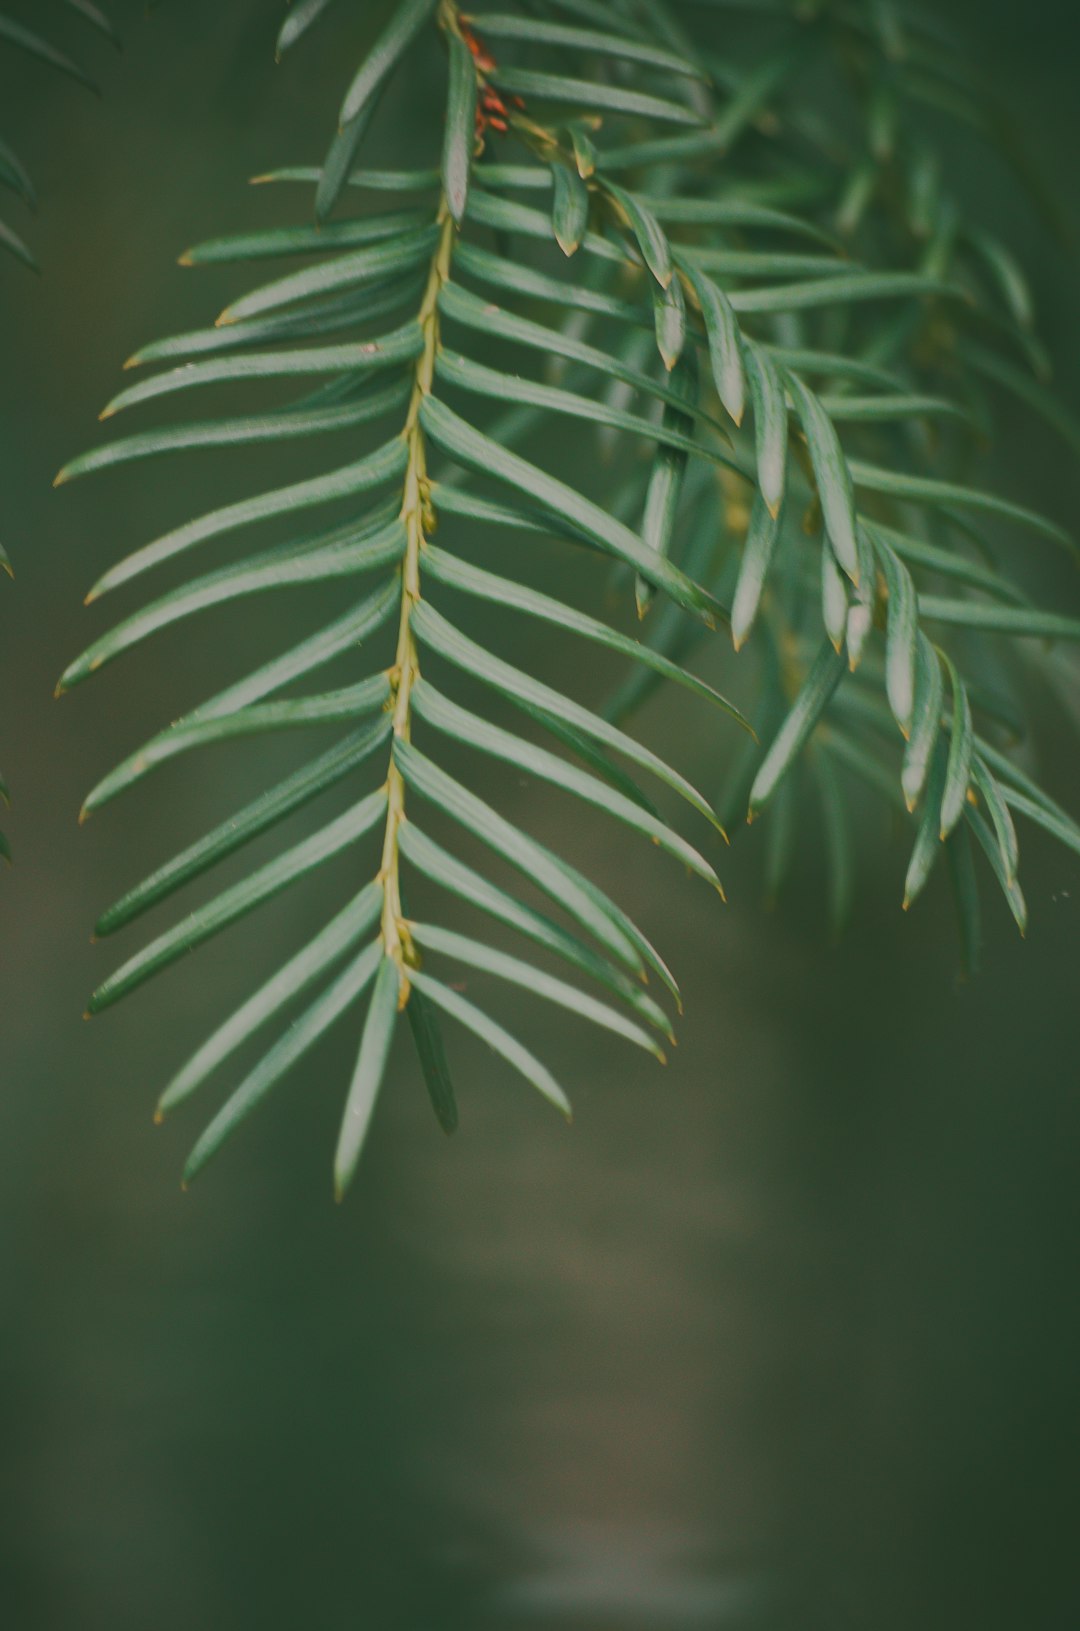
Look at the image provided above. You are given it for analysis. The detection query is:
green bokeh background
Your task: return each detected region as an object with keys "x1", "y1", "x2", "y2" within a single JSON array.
[{"x1": 1, "y1": 4, "x2": 1078, "y2": 1626}]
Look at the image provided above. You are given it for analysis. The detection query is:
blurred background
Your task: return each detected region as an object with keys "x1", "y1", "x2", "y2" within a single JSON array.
[{"x1": 1, "y1": 3, "x2": 1078, "y2": 1626}]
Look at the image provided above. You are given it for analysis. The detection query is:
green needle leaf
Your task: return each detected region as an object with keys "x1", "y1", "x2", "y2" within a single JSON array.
[
  {"x1": 94, "y1": 722, "x2": 390, "y2": 936},
  {"x1": 406, "y1": 988, "x2": 458, "y2": 1134},
  {"x1": 183, "y1": 943, "x2": 382, "y2": 1185},
  {"x1": 465, "y1": 14, "x2": 701, "y2": 78},
  {"x1": 490, "y1": 67, "x2": 705, "y2": 128},
  {"x1": 412, "y1": 681, "x2": 723, "y2": 886},
  {"x1": 393, "y1": 741, "x2": 644, "y2": 976},
  {"x1": 443, "y1": 32, "x2": 476, "y2": 225},
  {"x1": 397, "y1": 823, "x2": 673, "y2": 1039},
  {"x1": 157, "y1": 884, "x2": 383, "y2": 1118},
  {"x1": 408, "y1": 924, "x2": 666, "y2": 1060},
  {"x1": 786, "y1": 372, "x2": 859, "y2": 583},
  {"x1": 411, "y1": 602, "x2": 724, "y2": 832},
  {"x1": 971, "y1": 758, "x2": 1019, "y2": 886},
  {"x1": 744, "y1": 343, "x2": 788, "y2": 518},
  {"x1": 419, "y1": 396, "x2": 727, "y2": 626},
  {"x1": 85, "y1": 448, "x2": 408, "y2": 601},
  {"x1": 551, "y1": 161, "x2": 590, "y2": 256},
  {"x1": 60, "y1": 526, "x2": 405, "y2": 691},
  {"x1": 334, "y1": 957, "x2": 401, "y2": 1199},
  {"x1": 339, "y1": 0, "x2": 437, "y2": 126},
  {"x1": 903, "y1": 741, "x2": 948, "y2": 911},
  {"x1": 637, "y1": 353, "x2": 697, "y2": 613},
  {"x1": 603, "y1": 182, "x2": 673, "y2": 287},
  {"x1": 873, "y1": 530, "x2": 918, "y2": 736},
  {"x1": 421, "y1": 545, "x2": 749, "y2": 728},
  {"x1": 277, "y1": 0, "x2": 340, "y2": 57},
  {"x1": 749, "y1": 643, "x2": 847, "y2": 819},
  {"x1": 407, "y1": 971, "x2": 573, "y2": 1121},
  {"x1": 681, "y1": 261, "x2": 745, "y2": 426},
  {"x1": 938, "y1": 652, "x2": 974, "y2": 839},
  {"x1": 731, "y1": 492, "x2": 781, "y2": 653},
  {"x1": 902, "y1": 635, "x2": 944, "y2": 811},
  {"x1": 89, "y1": 794, "x2": 388, "y2": 1015}
]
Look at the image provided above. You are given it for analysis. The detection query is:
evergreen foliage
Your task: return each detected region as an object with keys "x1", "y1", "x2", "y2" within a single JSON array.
[{"x1": 10, "y1": 0, "x2": 1080, "y2": 1192}]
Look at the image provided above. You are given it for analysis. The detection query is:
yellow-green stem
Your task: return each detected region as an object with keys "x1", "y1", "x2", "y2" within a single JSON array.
[{"x1": 378, "y1": 204, "x2": 454, "y2": 983}]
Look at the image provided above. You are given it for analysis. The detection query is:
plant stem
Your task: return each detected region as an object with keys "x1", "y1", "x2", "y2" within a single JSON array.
[{"x1": 377, "y1": 203, "x2": 454, "y2": 987}]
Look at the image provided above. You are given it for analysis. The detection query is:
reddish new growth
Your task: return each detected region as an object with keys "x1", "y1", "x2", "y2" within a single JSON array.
[{"x1": 459, "y1": 21, "x2": 523, "y2": 138}]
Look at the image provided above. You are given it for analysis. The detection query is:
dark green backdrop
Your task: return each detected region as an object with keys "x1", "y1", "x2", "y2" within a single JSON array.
[{"x1": 1, "y1": 3, "x2": 1077, "y2": 1626}]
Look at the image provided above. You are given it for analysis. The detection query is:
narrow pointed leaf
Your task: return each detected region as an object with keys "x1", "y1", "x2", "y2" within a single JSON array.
[
  {"x1": 58, "y1": 383, "x2": 411, "y2": 481},
  {"x1": 409, "y1": 925, "x2": 664, "y2": 1059},
  {"x1": 394, "y1": 741, "x2": 641, "y2": 973},
  {"x1": 102, "y1": 319, "x2": 424, "y2": 416},
  {"x1": 183, "y1": 944, "x2": 382, "y2": 1184},
  {"x1": 277, "y1": 0, "x2": 340, "y2": 56},
  {"x1": 434, "y1": 349, "x2": 730, "y2": 468},
  {"x1": 339, "y1": 0, "x2": 437, "y2": 126},
  {"x1": 939, "y1": 653, "x2": 974, "y2": 838},
  {"x1": 397, "y1": 823, "x2": 672, "y2": 1038},
  {"x1": 744, "y1": 343, "x2": 787, "y2": 517},
  {"x1": 490, "y1": 67, "x2": 705, "y2": 128},
  {"x1": 407, "y1": 971, "x2": 573, "y2": 1120},
  {"x1": 465, "y1": 14, "x2": 700, "y2": 77},
  {"x1": 406, "y1": 988, "x2": 458, "y2": 1133},
  {"x1": 61, "y1": 525, "x2": 405, "y2": 690},
  {"x1": 967, "y1": 808, "x2": 1027, "y2": 934},
  {"x1": 411, "y1": 602, "x2": 722, "y2": 830},
  {"x1": 412, "y1": 681, "x2": 721, "y2": 884},
  {"x1": 873, "y1": 532, "x2": 918, "y2": 735},
  {"x1": 603, "y1": 182, "x2": 673, "y2": 286},
  {"x1": 421, "y1": 545, "x2": 749, "y2": 727},
  {"x1": 682, "y1": 262, "x2": 745, "y2": 425},
  {"x1": 971, "y1": 758, "x2": 1019, "y2": 885},
  {"x1": 419, "y1": 396, "x2": 727, "y2": 625},
  {"x1": 637, "y1": 353, "x2": 696, "y2": 613},
  {"x1": 903, "y1": 742, "x2": 948, "y2": 910},
  {"x1": 95, "y1": 723, "x2": 390, "y2": 936},
  {"x1": 821, "y1": 541, "x2": 849, "y2": 651},
  {"x1": 439, "y1": 281, "x2": 730, "y2": 434},
  {"x1": 847, "y1": 464, "x2": 1074, "y2": 553},
  {"x1": 749, "y1": 643, "x2": 847, "y2": 818},
  {"x1": 786, "y1": 372, "x2": 858, "y2": 582},
  {"x1": 219, "y1": 226, "x2": 440, "y2": 324},
  {"x1": 902, "y1": 634, "x2": 944, "y2": 810},
  {"x1": 334, "y1": 957, "x2": 401, "y2": 1198},
  {"x1": 88, "y1": 445, "x2": 408, "y2": 600},
  {"x1": 79, "y1": 582, "x2": 398, "y2": 808},
  {"x1": 551, "y1": 161, "x2": 589, "y2": 256},
  {"x1": 89, "y1": 795, "x2": 387, "y2": 1015},
  {"x1": 158, "y1": 885, "x2": 383, "y2": 1117},
  {"x1": 0, "y1": 16, "x2": 98, "y2": 92},
  {"x1": 731, "y1": 491, "x2": 781, "y2": 651},
  {"x1": 443, "y1": 32, "x2": 476, "y2": 225},
  {"x1": 917, "y1": 599, "x2": 1080, "y2": 640},
  {"x1": 652, "y1": 272, "x2": 686, "y2": 372}
]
